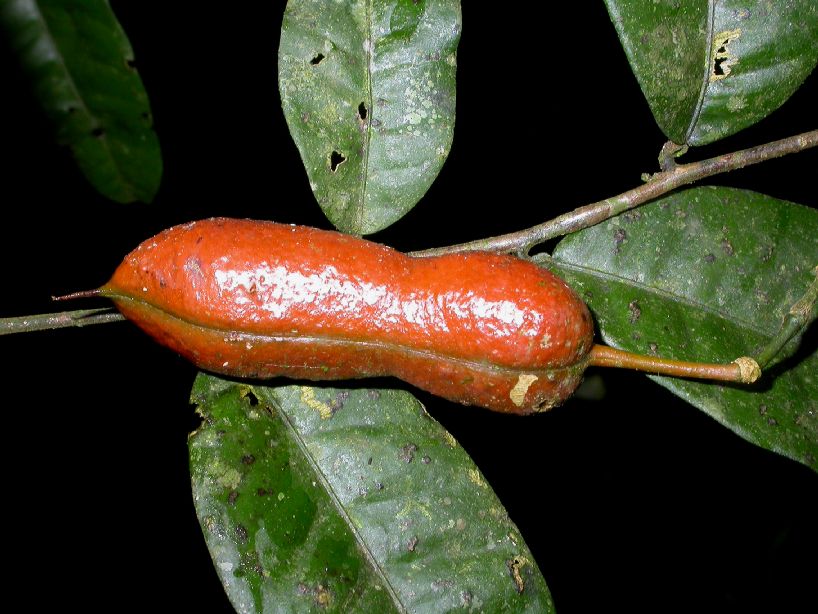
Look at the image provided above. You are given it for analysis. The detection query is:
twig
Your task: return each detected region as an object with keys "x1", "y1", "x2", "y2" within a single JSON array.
[
  {"x1": 2, "y1": 132, "x2": 815, "y2": 338},
  {"x1": 0, "y1": 308, "x2": 125, "y2": 336},
  {"x1": 411, "y1": 129, "x2": 818, "y2": 258}
]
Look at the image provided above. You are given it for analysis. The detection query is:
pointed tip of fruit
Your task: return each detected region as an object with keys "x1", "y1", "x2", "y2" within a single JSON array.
[{"x1": 52, "y1": 288, "x2": 103, "y2": 301}]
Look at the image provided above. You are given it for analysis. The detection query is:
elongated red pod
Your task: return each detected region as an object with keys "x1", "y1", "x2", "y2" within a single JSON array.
[{"x1": 101, "y1": 218, "x2": 594, "y2": 414}]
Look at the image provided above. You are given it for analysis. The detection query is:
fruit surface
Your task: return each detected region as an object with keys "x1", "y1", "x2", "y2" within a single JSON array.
[{"x1": 103, "y1": 218, "x2": 594, "y2": 413}]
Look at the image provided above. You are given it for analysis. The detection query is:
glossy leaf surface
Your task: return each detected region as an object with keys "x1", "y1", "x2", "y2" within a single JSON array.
[
  {"x1": 279, "y1": 0, "x2": 461, "y2": 235},
  {"x1": 603, "y1": 0, "x2": 818, "y2": 145},
  {"x1": 190, "y1": 375, "x2": 553, "y2": 612},
  {"x1": 551, "y1": 187, "x2": 818, "y2": 471},
  {"x1": 0, "y1": 0, "x2": 162, "y2": 202}
]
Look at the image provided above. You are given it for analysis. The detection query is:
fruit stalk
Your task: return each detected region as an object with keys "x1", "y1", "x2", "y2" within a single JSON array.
[{"x1": 589, "y1": 345, "x2": 760, "y2": 384}]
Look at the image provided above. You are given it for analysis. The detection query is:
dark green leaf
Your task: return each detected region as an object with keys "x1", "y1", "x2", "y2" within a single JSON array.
[
  {"x1": 279, "y1": 0, "x2": 461, "y2": 235},
  {"x1": 190, "y1": 375, "x2": 553, "y2": 613},
  {"x1": 550, "y1": 187, "x2": 818, "y2": 471},
  {"x1": 604, "y1": 0, "x2": 818, "y2": 145},
  {"x1": 0, "y1": 0, "x2": 162, "y2": 202}
]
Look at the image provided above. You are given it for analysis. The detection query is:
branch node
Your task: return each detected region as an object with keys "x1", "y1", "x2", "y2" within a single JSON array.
[{"x1": 658, "y1": 141, "x2": 688, "y2": 172}]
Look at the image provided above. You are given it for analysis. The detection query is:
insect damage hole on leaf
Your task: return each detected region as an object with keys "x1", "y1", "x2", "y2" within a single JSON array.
[
  {"x1": 357, "y1": 102, "x2": 368, "y2": 120},
  {"x1": 329, "y1": 151, "x2": 346, "y2": 172},
  {"x1": 309, "y1": 53, "x2": 325, "y2": 65},
  {"x1": 710, "y1": 29, "x2": 741, "y2": 82},
  {"x1": 241, "y1": 390, "x2": 259, "y2": 407}
]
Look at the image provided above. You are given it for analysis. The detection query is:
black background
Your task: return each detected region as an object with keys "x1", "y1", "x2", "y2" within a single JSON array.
[{"x1": 2, "y1": 3, "x2": 816, "y2": 613}]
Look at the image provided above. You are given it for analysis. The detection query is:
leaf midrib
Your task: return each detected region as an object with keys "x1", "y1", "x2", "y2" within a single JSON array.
[
  {"x1": 552, "y1": 257, "x2": 775, "y2": 338},
  {"x1": 685, "y1": 0, "x2": 716, "y2": 143},
  {"x1": 357, "y1": 0, "x2": 374, "y2": 233},
  {"x1": 269, "y1": 395, "x2": 409, "y2": 613},
  {"x1": 29, "y1": 0, "x2": 136, "y2": 196}
]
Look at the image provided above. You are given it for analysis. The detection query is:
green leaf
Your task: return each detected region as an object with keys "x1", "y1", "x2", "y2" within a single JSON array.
[
  {"x1": 603, "y1": 0, "x2": 818, "y2": 146},
  {"x1": 278, "y1": 0, "x2": 461, "y2": 235},
  {"x1": 190, "y1": 374, "x2": 553, "y2": 613},
  {"x1": 550, "y1": 186, "x2": 818, "y2": 471},
  {"x1": 0, "y1": 0, "x2": 162, "y2": 203}
]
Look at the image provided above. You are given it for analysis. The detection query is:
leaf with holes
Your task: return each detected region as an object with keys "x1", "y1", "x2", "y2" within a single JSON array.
[
  {"x1": 278, "y1": 0, "x2": 461, "y2": 235},
  {"x1": 0, "y1": 0, "x2": 162, "y2": 203},
  {"x1": 189, "y1": 375, "x2": 554, "y2": 613},
  {"x1": 603, "y1": 0, "x2": 818, "y2": 146},
  {"x1": 549, "y1": 187, "x2": 818, "y2": 471}
]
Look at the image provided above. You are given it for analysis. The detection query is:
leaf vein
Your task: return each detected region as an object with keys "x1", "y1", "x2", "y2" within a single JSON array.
[
  {"x1": 272, "y1": 395, "x2": 409, "y2": 612},
  {"x1": 553, "y1": 258, "x2": 773, "y2": 337}
]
